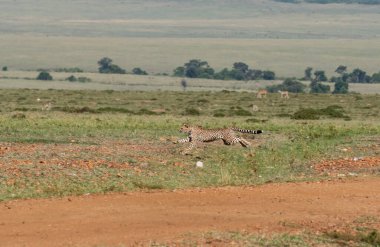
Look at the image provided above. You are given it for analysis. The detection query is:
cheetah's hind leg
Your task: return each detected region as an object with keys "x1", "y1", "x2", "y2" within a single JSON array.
[{"x1": 238, "y1": 138, "x2": 251, "y2": 147}]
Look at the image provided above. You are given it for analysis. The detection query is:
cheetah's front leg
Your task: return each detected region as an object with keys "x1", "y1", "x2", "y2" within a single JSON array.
[
  {"x1": 181, "y1": 141, "x2": 198, "y2": 155},
  {"x1": 175, "y1": 137, "x2": 191, "y2": 144}
]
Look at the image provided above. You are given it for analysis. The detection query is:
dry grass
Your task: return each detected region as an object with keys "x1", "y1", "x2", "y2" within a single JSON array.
[
  {"x1": 1, "y1": 35, "x2": 380, "y2": 78},
  {"x1": 2, "y1": 70, "x2": 380, "y2": 94}
]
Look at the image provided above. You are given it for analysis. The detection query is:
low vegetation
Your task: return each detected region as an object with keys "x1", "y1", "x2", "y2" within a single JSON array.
[
  {"x1": 0, "y1": 89, "x2": 379, "y2": 202},
  {"x1": 172, "y1": 228, "x2": 380, "y2": 246}
]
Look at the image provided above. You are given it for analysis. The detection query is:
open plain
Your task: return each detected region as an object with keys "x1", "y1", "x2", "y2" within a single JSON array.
[{"x1": 1, "y1": 0, "x2": 380, "y2": 245}]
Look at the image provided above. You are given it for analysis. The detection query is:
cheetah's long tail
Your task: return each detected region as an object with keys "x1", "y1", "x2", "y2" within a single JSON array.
[{"x1": 232, "y1": 128, "x2": 263, "y2": 134}]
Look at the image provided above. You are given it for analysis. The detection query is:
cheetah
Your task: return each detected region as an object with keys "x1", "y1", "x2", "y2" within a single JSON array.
[{"x1": 175, "y1": 124, "x2": 262, "y2": 154}]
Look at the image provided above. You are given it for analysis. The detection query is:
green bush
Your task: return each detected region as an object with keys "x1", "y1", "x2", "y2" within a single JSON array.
[
  {"x1": 267, "y1": 78, "x2": 306, "y2": 93},
  {"x1": 98, "y1": 57, "x2": 126, "y2": 74},
  {"x1": 292, "y1": 108, "x2": 321, "y2": 120},
  {"x1": 77, "y1": 77, "x2": 91, "y2": 83},
  {"x1": 292, "y1": 105, "x2": 349, "y2": 120},
  {"x1": 36, "y1": 71, "x2": 53, "y2": 81},
  {"x1": 132, "y1": 68, "x2": 148, "y2": 75},
  {"x1": 183, "y1": 107, "x2": 200, "y2": 115},
  {"x1": 54, "y1": 68, "x2": 83, "y2": 73},
  {"x1": 97, "y1": 107, "x2": 134, "y2": 114},
  {"x1": 53, "y1": 106, "x2": 98, "y2": 113},
  {"x1": 333, "y1": 79, "x2": 349, "y2": 94},
  {"x1": 66, "y1": 75, "x2": 77, "y2": 82},
  {"x1": 310, "y1": 81, "x2": 330, "y2": 93}
]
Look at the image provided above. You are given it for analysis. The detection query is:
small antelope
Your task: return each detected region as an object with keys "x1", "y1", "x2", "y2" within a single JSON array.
[
  {"x1": 278, "y1": 90, "x2": 289, "y2": 99},
  {"x1": 41, "y1": 102, "x2": 52, "y2": 111},
  {"x1": 256, "y1": 89, "x2": 268, "y2": 99}
]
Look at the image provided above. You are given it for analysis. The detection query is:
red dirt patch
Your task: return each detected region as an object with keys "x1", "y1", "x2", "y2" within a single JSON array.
[
  {"x1": 314, "y1": 156, "x2": 380, "y2": 176},
  {"x1": 1, "y1": 177, "x2": 380, "y2": 246}
]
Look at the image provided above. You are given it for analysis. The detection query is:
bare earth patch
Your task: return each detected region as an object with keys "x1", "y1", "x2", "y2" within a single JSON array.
[
  {"x1": 1, "y1": 177, "x2": 380, "y2": 246},
  {"x1": 314, "y1": 156, "x2": 380, "y2": 176}
]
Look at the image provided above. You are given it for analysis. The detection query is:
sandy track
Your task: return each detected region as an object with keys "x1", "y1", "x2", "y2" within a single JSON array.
[{"x1": 1, "y1": 177, "x2": 380, "y2": 246}]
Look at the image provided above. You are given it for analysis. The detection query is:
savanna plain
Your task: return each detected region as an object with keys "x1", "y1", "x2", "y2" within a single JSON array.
[
  {"x1": 0, "y1": 88, "x2": 379, "y2": 246},
  {"x1": 1, "y1": 0, "x2": 380, "y2": 246}
]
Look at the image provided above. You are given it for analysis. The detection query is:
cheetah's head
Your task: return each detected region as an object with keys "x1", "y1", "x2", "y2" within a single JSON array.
[{"x1": 179, "y1": 124, "x2": 192, "y2": 134}]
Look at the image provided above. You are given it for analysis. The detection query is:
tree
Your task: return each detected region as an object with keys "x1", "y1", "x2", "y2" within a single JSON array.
[
  {"x1": 2, "y1": 66, "x2": 7, "y2": 71},
  {"x1": 310, "y1": 80, "x2": 330, "y2": 93},
  {"x1": 246, "y1": 69, "x2": 262, "y2": 80},
  {"x1": 36, "y1": 71, "x2": 53, "y2": 81},
  {"x1": 98, "y1": 57, "x2": 112, "y2": 69},
  {"x1": 173, "y1": 66, "x2": 185, "y2": 77},
  {"x1": 304, "y1": 67, "x2": 313, "y2": 80},
  {"x1": 233, "y1": 62, "x2": 249, "y2": 74},
  {"x1": 335, "y1": 65, "x2": 347, "y2": 75},
  {"x1": 262, "y1": 70, "x2": 275, "y2": 80},
  {"x1": 371, "y1": 71, "x2": 380, "y2": 83},
  {"x1": 349, "y1": 68, "x2": 369, "y2": 83},
  {"x1": 132, "y1": 67, "x2": 148, "y2": 75},
  {"x1": 333, "y1": 78, "x2": 349, "y2": 94},
  {"x1": 213, "y1": 68, "x2": 233, "y2": 80},
  {"x1": 313, "y1": 70, "x2": 327, "y2": 82},
  {"x1": 65, "y1": 75, "x2": 77, "y2": 82},
  {"x1": 228, "y1": 69, "x2": 246, "y2": 80},
  {"x1": 282, "y1": 78, "x2": 306, "y2": 92},
  {"x1": 97, "y1": 57, "x2": 126, "y2": 74},
  {"x1": 266, "y1": 78, "x2": 306, "y2": 93},
  {"x1": 230, "y1": 62, "x2": 250, "y2": 80},
  {"x1": 181, "y1": 59, "x2": 215, "y2": 78}
]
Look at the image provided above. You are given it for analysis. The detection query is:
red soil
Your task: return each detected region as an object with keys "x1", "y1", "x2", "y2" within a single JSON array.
[{"x1": 1, "y1": 177, "x2": 380, "y2": 246}]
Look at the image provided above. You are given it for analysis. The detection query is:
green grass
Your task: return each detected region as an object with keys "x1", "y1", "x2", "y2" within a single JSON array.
[
  {"x1": 157, "y1": 229, "x2": 380, "y2": 246},
  {"x1": 0, "y1": 89, "x2": 379, "y2": 201},
  {"x1": 154, "y1": 214, "x2": 380, "y2": 246}
]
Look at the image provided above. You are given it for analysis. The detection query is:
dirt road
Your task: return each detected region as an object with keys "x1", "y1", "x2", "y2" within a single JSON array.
[{"x1": 1, "y1": 177, "x2": 380, "y2": 246}]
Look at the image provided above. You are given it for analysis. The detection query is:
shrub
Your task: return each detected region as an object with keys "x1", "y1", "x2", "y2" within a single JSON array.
[
  {"x1": 54, "y1": 68, "x2": 83, "y2": 73},
  {"x1": 97, "y1": 107, "x2": 133, "y2": 114},
  {"x1": 262, "y1": 70, "x2": 276, "y2": 80},
  {"x1": 136, "y1": 108, "x2": 160, "y2": 115},
  {"x1": 132, "y1": 68, "x2": 148, "y2": 75},
  {"x1": 333, "y1": 78, "x2": 349, "y2": 94},
  {"x1": 310, "y1": 81, "x2": 330, "y2": 93},
  {"x1": 292, "y1": 108, "x2": 321, "y2": 120},
  {"x1": 77, "y1": 77, "x2": 91, "y2": 83},
  {"x1": 183, "y1": 107, "x2": 200, "y2": 115},
  {"x1": 11, "y1": 113, "x2": 26, "y2": 119},
  {"x1": 98, "y1": 57, "x2": 126, "y2": 74},
  {"x1": 371, "y1": 71, "x2": 380, "y2": 83},
  {"x1": 267, "y1": 78, "x2": 306, "y2": 93},
  {"x1": 292, "y1": 105, "x2": 349, "y2": 120},
  {"x1": 36, "y1": 71, "x2": 53, "y2": 81},
  {"x1": 66, "y1": 75, "x2": 77, "y2": 82},
  {"x1": 213, "y1": 109, "x2": 226, "y2": 117},
  {"x1": 53, "y1": 106, "x2": 97, "y2": 113},
  {"x1": 232, "y1": 109, "x2": 252, "y2": 116},
  {"x1": 2, "y1": 66, "x2": 8, "y2": 71}
]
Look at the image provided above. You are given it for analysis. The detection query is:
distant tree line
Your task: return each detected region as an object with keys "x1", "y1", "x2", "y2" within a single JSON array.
[
  {"x1": 266, "y1": 64, "x2": 380, "y2": 94},
  {"x1": 173, "y1": 60, "x2": 276, "y2": 81},
  {"x1": 97, "y1": 57, "x2": 147, "y2": 75},
  {"x1": 7, "y1": 57, "x2": 380, "y2": 94}
]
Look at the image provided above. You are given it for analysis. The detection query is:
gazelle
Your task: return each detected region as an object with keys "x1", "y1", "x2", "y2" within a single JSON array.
[
  {"x1": 41, "y1": 102, "x2": 52, "y2": 111},
  {"x1": 278, "y1": 90, "x2": 289, "y2": 99},
  {"x1": 256, "y1": 89, "x2": 268, "y2": 98}
]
